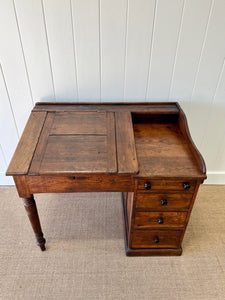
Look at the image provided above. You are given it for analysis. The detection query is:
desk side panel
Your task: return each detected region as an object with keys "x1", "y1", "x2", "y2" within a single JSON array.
[{"x1": 6, "y1": 112, "x2": 47, "y2": 175}]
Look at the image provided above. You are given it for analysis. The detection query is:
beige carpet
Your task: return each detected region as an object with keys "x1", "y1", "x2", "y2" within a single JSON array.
[{"x1": 0, "y1": 185, "x2": 225, "y2": 300}]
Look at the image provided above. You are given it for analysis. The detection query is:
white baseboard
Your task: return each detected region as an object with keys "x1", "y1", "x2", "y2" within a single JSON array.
[
  {"x1": 0, "y1": 172, "x2": 224, "y2": 186},
  {"x1": 0, "y1": 173, "x2": 14, "y2": 185},
  {"x1": 204, "y1": 172, "x2": 225, "y2": 184}
]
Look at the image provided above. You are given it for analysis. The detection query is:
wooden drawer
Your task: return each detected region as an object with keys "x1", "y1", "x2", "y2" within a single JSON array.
[
  {"x1": 137, "y1": 179, "x2": 196, "y2": 192},
  {"x1": 136, "y1": 193, "x2": 193, "y2": 209},
  {"x1": 132, "y1": 230, "x2": 182, "y2": 248},
  {"x1": 26, "y1": 174, "x2": 134, "y2": 194},
  {"x1": 134, "y1": 212, "x2": 187, "y2": 229}
]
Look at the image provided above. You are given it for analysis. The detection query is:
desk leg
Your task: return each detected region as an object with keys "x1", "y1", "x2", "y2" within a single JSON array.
[{"x1": 23, "y1": 195, "x2": 46, "y2": 251}]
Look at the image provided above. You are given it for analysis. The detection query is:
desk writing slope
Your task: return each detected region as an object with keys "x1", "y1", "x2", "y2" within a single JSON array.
[
  {"x1": 6, "y1": 103, "x2": 207, "y2": 255},
  {"x1": 28, "y1": 111, "x2": 138, "y2": 175}
]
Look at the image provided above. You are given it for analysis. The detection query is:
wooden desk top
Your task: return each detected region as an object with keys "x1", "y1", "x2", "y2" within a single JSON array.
[{"x1": 6, "y1": 102, "x2": 206, "y2": 180}]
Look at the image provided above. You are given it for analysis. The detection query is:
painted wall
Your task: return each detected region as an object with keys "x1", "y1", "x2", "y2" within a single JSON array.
[{"x1": 0, "y1": 0, "x2": 225, "y2": 185}]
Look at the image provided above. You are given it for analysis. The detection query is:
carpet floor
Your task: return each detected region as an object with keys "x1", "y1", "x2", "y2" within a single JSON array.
[{"x1": 0, "y1": 185, "x2": 225, "y2": 300}]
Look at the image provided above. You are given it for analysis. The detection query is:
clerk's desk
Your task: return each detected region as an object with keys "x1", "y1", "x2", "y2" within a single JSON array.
[{"x1": 6, "y1": 103, "x2": 206, "y2": 256}]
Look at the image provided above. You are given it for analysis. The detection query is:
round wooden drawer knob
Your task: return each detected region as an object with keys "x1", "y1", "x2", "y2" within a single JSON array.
[
  {"x1": 154, "y1": 237, "x2": 159, "y2": 243},
  {"x1": 158, "y1": 218, "x2": 164, "y2": 224},
  {"x1": 144, "y1": 182, "x2": 151, "y2": 190},
  {"x1": 183, "y1": 183, "x2": 190, "y2": 190},
  {"x1": 161, "y1": 199, "x2": 167, "y2": 206}
]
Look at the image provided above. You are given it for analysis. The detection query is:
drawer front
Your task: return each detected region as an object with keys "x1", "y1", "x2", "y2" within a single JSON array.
[
  {"x1": 132, "y1": 230, "x2": 182, "y2": 248},
  {"x1": 137, "y1": 179, "x2": 196, "y2": 192},
  {"x1": 136, "y1": 193, "x2": 193, "y2": 209},
  {"x1": 134, "y1": 212, "x2": 188, "y2": 229},
  {"x1": 26, "y1": 174, "x2": 134, "y2": 193}
]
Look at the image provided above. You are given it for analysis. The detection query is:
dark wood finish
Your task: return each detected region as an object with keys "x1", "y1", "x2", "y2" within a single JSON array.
[
  {"x1": 136, "y1": 193, "x2": 193, "y2": 210},
  {"x1": 132, "y1": 230, "x2": 182, "y2": 248},
  {"x1": 125, "y1": 246, "x2": 182, "y2": 256},
  {"x1": 133, "y1": 119, "x2": 203, "y2": 178},
  {"x1": 23, "y1": 195, "x2": 46, "y2": 251},
  {"x1": 121, "y1": 193, "x2": 182, "y2": 256},
  {"x1": 123, "y1": 192, "x2": 134, "y2": 230},
  {"x1": 106, "y1": 112, "x2": 117, "y2": 172},
  {"x1": 33, "y1": 102, "x2": 180, "y2": 114},
  {"x1": 29, "y1": 112, "x2": 55, "y2": 174},
  {"x1": 25, "y1": 174, "x2": 134, "y2": 194},
  {"x1": 177, "y1": 103, "x2": 206, "y2": 178},
  {"x1": 115, "y1": 112, "x2": 138, "y2": 174},
  {"x1": 50, "y1": 111, "x2": 108, "y2": 135},
  {"x1": 134, "y1": 211, "x2": 188, "y2": 229},
  {"x1": 29, "y1": 111, "x2": 118, "y2": 174},
  {"x1": 6, "y1": 102, "x2": 206, "y2": 255},
  {"x1": 137, "y1": 179, "x2": 196, "y2": 192}
]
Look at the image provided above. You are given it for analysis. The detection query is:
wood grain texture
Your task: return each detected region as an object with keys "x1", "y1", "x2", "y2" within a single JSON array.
[
  {"x1": 6, "y1": 112, "x2": 47, "y2": 175},
  {"x1": 29, "y1": 112, "x2": 55, "y2": 174},
  {"x1": 133, "y1": 118, "x2": 204, "y2": 178},
  {"x1": 137, "y1": 179, "x2": 196, "y2": 192},
  {"x1": 13, "y1": 175, "x2": 31, "y2": 198},
  {"x1": 106, "y1": 112, "x2": 117, "y2": 173},
  {"x1": 26, "y1": 175, "x2": 134, "y2": 193},
  {"x1": 177, "y1": 103, "x2": 206, "y2": 177},
  {"x1": 132, "y1": 230, "x2": 182, "y2": 249},
  {"x1": 22, "y1": 195, "x2": 46, "y2": 251},
  {"x1": 8, "y1": 103, "x2": 206, "y2": 256},
  {"x1": 115, "y1": 111, "x2": 138, "y2": 174},
  {"x1": 134, "y1": 211, "x2": 188, "y2": 229},
  {"x1": 33, "y1": 102, "x2": 179, "y2": 113},
  {"x1": 136, "y1": 193, "x2": 193, "y2": 210},
  {"x1": 39, "y1": 135, "x2": 111, "y2": 174},
  {"x1": 30, "y1": 111, "x2": 117, "y2": 174},
  {"x1": 50, "y1": 111, "x2": 107, "y2": 135}
]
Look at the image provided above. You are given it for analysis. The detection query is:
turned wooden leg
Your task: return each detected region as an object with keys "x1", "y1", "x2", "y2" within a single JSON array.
[{"x1": 23, "y1": 195, "x2": 46, "y2": 251}]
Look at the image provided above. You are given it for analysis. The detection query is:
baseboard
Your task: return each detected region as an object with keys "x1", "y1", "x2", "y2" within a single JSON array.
[
  {"x1": 204, "y1": 172, "x2": 225, "y2": 184},
  {"x1": 0, "y1": 172, "x2": 224, "y2": 185},
  {"x1": 0, "y1": 173, "x2": 14, "y2": 185}
]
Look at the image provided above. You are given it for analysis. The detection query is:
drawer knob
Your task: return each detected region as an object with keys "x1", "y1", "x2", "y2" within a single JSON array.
[
  {"x1": 183, "y1": 183, "x2": 190, "y2": 190},
  {"x1": 161, "y1": 199, "x2": 167, "y2": 206},
  {"x1": 158, "y1": 218, "x2": 164, "y2": 224},
  {"x1": 154, "y1": 237, "x2": 159, "y2": 243},
  {"x1": 144, "y1": 182, "x2": 151, "y2": 190}
]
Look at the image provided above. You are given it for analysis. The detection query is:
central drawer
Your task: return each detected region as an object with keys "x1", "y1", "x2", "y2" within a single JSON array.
[
  {"x1": 132, "y1": 230, "x2": 182, "y2": 248},
  {"x1": 136, "y1": 193, "x2": 193, "y2": 210},
  {"x1": 134, "y1": 211, "x2": 187, "y2": 229}
]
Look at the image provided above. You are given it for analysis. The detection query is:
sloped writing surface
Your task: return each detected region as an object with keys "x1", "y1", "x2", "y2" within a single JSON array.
[
  {"x1": 29, "y1": 111, "x2": 117, "y2": 174},
  {"x1": 115, "y1": 111, "x2": 139, "y2": 174}
]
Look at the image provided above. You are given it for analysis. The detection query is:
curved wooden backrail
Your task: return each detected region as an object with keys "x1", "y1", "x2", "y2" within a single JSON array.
[{"x1": 176, "y1": 102, "x2": 206, "y2": 178}]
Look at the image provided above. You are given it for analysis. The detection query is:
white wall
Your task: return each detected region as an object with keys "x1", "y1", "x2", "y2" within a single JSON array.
[{"x1": 0, "y1": 0, "x2": 225, "y2": 185}]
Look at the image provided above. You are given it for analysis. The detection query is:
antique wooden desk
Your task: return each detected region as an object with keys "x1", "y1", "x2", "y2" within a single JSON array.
[{"x1": 6, "y1": 102, "x2": 206, "y2": 256}]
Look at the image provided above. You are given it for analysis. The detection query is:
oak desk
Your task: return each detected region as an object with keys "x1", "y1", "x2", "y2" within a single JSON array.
[{"x1": 6, "y1": 102, "x2": 206, "y2": 256}]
